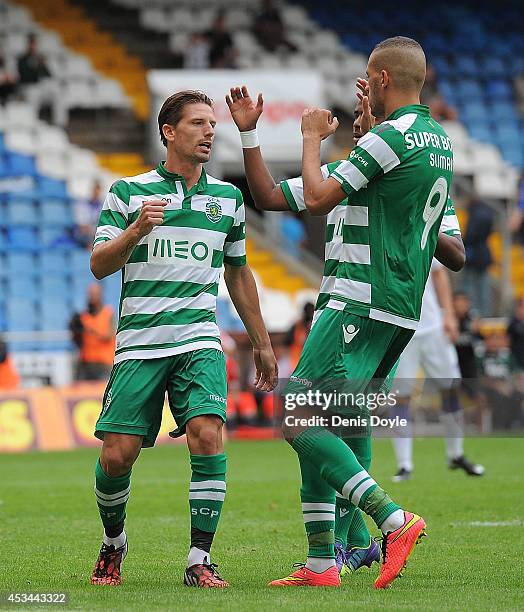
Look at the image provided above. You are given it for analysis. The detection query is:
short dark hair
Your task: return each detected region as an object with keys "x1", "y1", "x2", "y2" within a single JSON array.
[
  {"x1": 373, "y1": 36, "x2": 423, "y2": 53},
  {"x1": 157, "y1": 90, "x2": 213, "y2": 147}
]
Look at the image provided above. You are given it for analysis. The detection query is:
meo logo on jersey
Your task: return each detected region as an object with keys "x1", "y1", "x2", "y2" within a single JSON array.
[
  {"x1": 148, "y1": 228, "x2": 213, "y2": 267},
  {"x1": 205, "y1": 197, "x2": 222, "y2": 223},
  {"x1": 343, "y1": 324, "x2": 359, "y2": 344}
]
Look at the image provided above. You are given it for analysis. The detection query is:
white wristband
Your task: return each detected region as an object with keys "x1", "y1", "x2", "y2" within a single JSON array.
[{"x1": 240, "y1": 128, "x2": 259, "y2": 148}]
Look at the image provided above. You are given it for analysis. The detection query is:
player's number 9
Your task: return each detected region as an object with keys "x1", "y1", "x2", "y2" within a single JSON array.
[{"x1": 420, "y1": 176, "x2": 448, "y2": 250}]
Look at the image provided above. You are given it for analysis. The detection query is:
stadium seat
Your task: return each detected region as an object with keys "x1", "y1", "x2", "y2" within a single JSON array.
[
  {"x1": 40, "y1": 299, "x2": 72, "y2": 331},
  {"x1": 6, "y1": 151, "x2": 37, "y2": 176},
  {"x1": 37, "y1": 176, "x2": 68, "y2": 198},
  {"x1": 40, "y1": 251, "x2": 67, "y2": 275},
  {"x1": 7, "y1": 226, "x2": 39, "y2": 252},
  {"x1": 6, "y1": 298, "x2": 37, "y2": 332},
  {"x1": 40, "y1": 200, "x2": 73, "y2": 227},
  {"x1": 39, "y1": 227, "x2": 74, "y2": 249},
  {"x1": 6, "y1": 199, "x2": 37, "y2": 226},
  {"x1": 7, "y1": 277, "x2": 38, "y2": 300},
  {"x1": 40, "y1": 276, "x2": 69, "y2": 300}
]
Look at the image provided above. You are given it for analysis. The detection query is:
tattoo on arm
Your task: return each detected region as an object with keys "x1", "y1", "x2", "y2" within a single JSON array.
[{"x1": 119, "y1": 240, "x2": 134, "y2": 259}]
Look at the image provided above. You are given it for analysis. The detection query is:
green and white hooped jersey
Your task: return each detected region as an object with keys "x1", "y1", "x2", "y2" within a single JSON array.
[
  {"x1": 281, "y1": 105, "x2": 460, "y2": 329},
  {"x1": 93, "y1": 163, "x2": 246, "y2": 364}
]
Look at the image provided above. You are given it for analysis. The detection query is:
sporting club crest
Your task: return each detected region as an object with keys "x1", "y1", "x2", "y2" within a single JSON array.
[{"x1": 205, "y1": 197, "x2": 222, "y2": 223}]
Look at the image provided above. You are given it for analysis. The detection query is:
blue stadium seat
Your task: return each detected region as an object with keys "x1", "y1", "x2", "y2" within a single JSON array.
[
  {"x1": 455, "y1": 80, "x2": 484, "y2": 101},
  {"x1": 39, "y1": 227, "x2": 75, "y2": 249},
  {"x1": 6, "y1": 252, "x2": 35, "y2": 275},
  {"x1": 37, "y1": 176, "x2": 68, "y2": 199},
  {"x1": 503, "y1": 146, "x2": 523, "y2": 168},
  {"x1": 481, "y1": 57, "x2": 508, "y2": 79},
  {"x1": 40, "y1": 276, "x2": 69, "y2": 300},
  {"x1": 39, "y1": 252, "x2": 67, "y2": 275},
  {"x1": 486, "y1": 80, "x2": 512, "y2": 99},
  {"x1": 460, "y1": 103, "x2": 489, "y2": 123},
  {"x1": 6, "y1": 298, "x2": 37, "y2": 331},
  {"x1": 6, "y1": 199, "x2": 38, "y2": 226},
  {"x1": 454, "y1": 56, "x2": 479, "y2": 77},
  {"x1": 39, "y1": 298, "x2": 71, "y2": 330},
  {"x1": 7, "y1": 227, "x2": 39, "y2": 252},
  {"x1": 40, "y1": 199, "x2": 73, "y2": 227},
  {"x1": 6, "y1": 152, "x2": 37, "y2": 176},
  {"x1": 467, "y1": 123, "x2": 492, "y2": 143},
  {"x1": 7, "y1": 277, "x2": 38, "y2": 300},
  {"x1": 71, "y1": 249, "x2": 92, "y2": 275},
  {"x1": 0, "y1": 231, "x2": 6, "y2": 254}
]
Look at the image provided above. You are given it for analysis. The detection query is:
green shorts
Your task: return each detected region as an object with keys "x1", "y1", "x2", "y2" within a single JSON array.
[
  {"x1": 287, "y1": 308, "x2": 414, "y2": 422},
  {"x1": 95, "y1": 348, "x2": 227, "y2": 448}
]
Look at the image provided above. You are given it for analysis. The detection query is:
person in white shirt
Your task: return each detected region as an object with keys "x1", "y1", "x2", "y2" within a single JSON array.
[{"x1": 391, "y1": 259, "x2": 485, "y2": 481}]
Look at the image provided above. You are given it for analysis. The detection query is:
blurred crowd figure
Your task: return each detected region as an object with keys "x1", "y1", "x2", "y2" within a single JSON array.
[
  {"x1": 421, "y1": 64, "x2": 457, "y2": 122},
  {"x1": 184, "y1": 12, "x2": 237, "y2": 69},
  {"x1": 0, "y1": 54, "x2": 18, "y2": 104},
  {"x1": 0, "y1": 336, "x2": 20, "y2": 390},
  {"x1": 69, "y1": 284, "x2": 115, "y2": 381},
  {"x1": 74, "y1": 180, "x2": 104, "y2": 250},
  {"x1": 284, "y1": 301, "x2": 314, "y2": 372},
  {"x1": 462, "y1": 194, "x2": 494, "y2": 316},
  {"x1": 252, "y1": 0, "x2": 297, "y2": 53},
  {"x1": 17, "y1": 33, "x2": 51, "y2": 85},
  {"x1": 452, "y1": 292, "x2": 524, "y2": 430}
]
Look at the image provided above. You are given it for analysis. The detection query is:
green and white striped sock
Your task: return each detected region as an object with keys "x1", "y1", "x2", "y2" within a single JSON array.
[{"x1": 94, "y1": 459, "x2": 131, "y2": 536}]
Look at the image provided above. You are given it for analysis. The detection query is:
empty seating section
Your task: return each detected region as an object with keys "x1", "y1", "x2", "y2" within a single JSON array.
[
  {"x1": 298, "y1": 0, "x2": 524, "y2": 168},
  {"x1": 0, "y1": 100, "x2": 118, "y2": 348},
  {"x1": 0, "y1": 0, "x2": 131, "y2": 119}
]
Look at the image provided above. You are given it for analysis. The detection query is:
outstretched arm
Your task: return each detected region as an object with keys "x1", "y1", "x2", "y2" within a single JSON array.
[
  {"x1": 226, "y1": 86, "x2": 290, "y2": 211},
  {"x1": 224, "y1": 263, "x2": 278, "y2": 391}
]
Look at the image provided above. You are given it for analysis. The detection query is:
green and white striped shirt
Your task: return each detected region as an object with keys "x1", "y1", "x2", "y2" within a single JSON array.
[
  {"x1": 281, "y1": 128, "x2": 459, "y2": 330},
  {"x1": 94, "y1": 162, "x2": 246, "y2": 363}
]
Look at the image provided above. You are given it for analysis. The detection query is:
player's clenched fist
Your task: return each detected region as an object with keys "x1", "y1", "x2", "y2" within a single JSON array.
[
  {"x1": 301, "y1": 108, "x2": 339, "y2": 140},
  {"x1": 133, "y1": 200, "x2": 167, "y2": 238}
]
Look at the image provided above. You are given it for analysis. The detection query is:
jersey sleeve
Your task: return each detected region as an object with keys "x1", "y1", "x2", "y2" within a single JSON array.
[
  {"x1": 93, "y1": 180, "x2": 130, "y2": 247},
  {"x1": 329, "y1": 125, "x2": 405, "y2": 196},
  {"x1": 224, "y1": 188, "x2": 246, "y2": 266},
  {"x1": 439, "y1": 197, "x2": 462, "y2": 236},
  {"x1": 280, "y1": 161, "x2": 343, "y2": 212}
]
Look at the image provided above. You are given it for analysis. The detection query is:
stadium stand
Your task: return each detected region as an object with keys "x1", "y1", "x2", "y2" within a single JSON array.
[{"x1": 2, "y1": 0, "x2": 524, "y2": 384}]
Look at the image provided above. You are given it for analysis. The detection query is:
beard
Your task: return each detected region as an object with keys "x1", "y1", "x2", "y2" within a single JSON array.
[{"x1": 369, "y1": 85, "x2": 385, "y2": 119}]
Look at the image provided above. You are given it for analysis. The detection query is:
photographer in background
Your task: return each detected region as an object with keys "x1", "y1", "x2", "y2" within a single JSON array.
[{"x1": 69, "y1": 284, "x2": 115, "y2": 381}]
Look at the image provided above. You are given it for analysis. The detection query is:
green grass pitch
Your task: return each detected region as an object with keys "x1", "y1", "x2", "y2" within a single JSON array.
[{"x1": 1, "y1": 437, "x2": 523, "y2": 611}]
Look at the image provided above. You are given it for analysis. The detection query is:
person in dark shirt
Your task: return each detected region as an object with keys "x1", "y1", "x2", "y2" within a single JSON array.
[
  {"x1": 252, "y1": 0, "x2": 297, "y2": 53},
  {"x1": 453, "y1": 291, "x2": 482, "y2": 396},
  {"x1": 507, "y1": 296, "x2": 524, "y2": 370},
  {"x1": 17, "y1": 34, "x2": 51, "y2": 84},
  {"x1": 206, "y1": 13, "x2": 236, "y2": 68},
  {"x1": 462, "y1": 196, "x2": 494, "y2": 316}
]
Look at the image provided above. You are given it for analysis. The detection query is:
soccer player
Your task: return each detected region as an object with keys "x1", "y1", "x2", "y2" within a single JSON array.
[
  {"x1": 391, "y1": 259, "x2": 485, "y2": 481},
  {"x1": 227, "y1": 72, "x2": 464, "y2": 580},
  {"x1": 237, "y1": 36, "x2": 451, "y2": 588},
  {"x1": 89, "y1": 90, "x2": 278, "y2": 588},
  {"x1": 226, "y1": 94, "x2": 383, "y2": 575}
]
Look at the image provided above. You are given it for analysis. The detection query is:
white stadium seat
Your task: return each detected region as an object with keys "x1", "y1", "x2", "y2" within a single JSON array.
[
  {"x1": 5, "y1": 101, "x2": 37, "y2": 126},
  {"x1": 474, "y1": 168, "x2": 519, "y2": 200},
  {"x1": 5, "y1": 130, "x2": 33, "y2": 154},
  {"x1": 140, "y1": 8, "x2": 169, "y2": 32}
]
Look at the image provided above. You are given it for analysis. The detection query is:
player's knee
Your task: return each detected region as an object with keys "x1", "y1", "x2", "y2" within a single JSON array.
[
  {"x1": 187, "y1": 416, "x2": 223, "y2": 454},
  {"x1": 101, "y1": 445, "x2": 136, "y2": 476}
]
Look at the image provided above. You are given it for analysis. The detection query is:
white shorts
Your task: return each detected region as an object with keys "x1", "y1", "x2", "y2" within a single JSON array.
[{"x1": 393, "y1": 328, "x2": 461, "y2": 396}]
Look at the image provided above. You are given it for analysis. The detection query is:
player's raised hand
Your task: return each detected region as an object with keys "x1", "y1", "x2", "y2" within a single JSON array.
[
  {"x1": 356, "y1": 78, "x2": 375, "y2": 135},
  {"x1": 253, "y1": 346, "x2": 278, "y2": 392},
  {"x1": 226, "y1": 86, "x2": 264, "y2": 132},
  {"x1": 133, "y1": 200, "x2": 167, "y2": 238},
  {"x1": 301, "y1": 108, "x2": 339, "y2": 140}
]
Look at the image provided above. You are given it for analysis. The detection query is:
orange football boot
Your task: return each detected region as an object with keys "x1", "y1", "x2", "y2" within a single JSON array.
[
  {"x1": 269, "y1": 564, "x2": 341, "y2": 587},
  {"x1": 374, "y1": 511, "x2": 426, "y2": 589}
]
